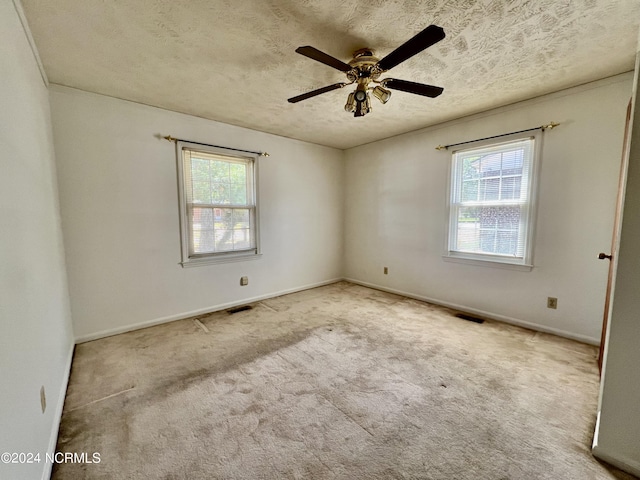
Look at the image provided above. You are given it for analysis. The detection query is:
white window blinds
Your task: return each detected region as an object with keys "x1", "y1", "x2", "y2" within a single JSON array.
[
  {"x1": 182, "y1": 147, "x2": 257, "y2": 257},
  {"x1": 448, "y1": 137, "x2": 536, "y2": 266}
]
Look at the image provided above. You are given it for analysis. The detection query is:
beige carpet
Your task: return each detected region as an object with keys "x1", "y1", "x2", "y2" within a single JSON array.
[{"x1": 54, "y1": 282, "x2": 633, "y2": 479}]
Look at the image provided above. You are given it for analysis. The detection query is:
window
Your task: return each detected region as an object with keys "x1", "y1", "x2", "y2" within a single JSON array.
[
  {"x1": 446, "y1": 136, "x2": 538, "y2": 268},
  {"x1": 177, "y1": 142, "x2": 259, "y2": 266}
]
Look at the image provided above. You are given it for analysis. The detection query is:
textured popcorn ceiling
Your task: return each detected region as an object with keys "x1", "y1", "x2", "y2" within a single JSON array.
[{"x1": 21, "y1": 0, "x2": 640, "y2": 149}]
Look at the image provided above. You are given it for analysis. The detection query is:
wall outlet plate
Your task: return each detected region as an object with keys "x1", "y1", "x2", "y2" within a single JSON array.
[
  {"x1": 240, "y1": 276, "x2": 248, "y2": 286},
  {"x1": 547, "y1": 297, "x2": 558, "y2": 309},
  {"x1": 383, "y1": 267, "x2": 388, "y2": 275}
]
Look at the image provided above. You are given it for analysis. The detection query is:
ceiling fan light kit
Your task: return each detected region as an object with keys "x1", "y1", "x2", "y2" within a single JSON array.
[
  {"x1": 344, "y1": 92, "x2": 356, "y2": 112},
  {"x1": 372, "y1": 85, "x2": 392, "y2": 104},
  {"x1": 288, "y1": 25, "x2": 445, "y2": 118}
]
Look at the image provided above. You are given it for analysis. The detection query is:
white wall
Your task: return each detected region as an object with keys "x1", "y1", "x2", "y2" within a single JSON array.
[
  {"x1": 593, "y1": 47, "x2": 640, "y2": 476},
  {"x1": 49, "y1": 86, "x2": 344, "y2": 341},
  {"x1": 0, "y1": 2, "x2": 75, "y2": 480},
  {"x1": 344, "y1": 74, "x2": 633, "y2": 344}
]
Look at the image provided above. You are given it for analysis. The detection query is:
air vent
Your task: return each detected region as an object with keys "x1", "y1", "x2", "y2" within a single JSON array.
[
  {"x1": 455, "y1": 313, "x2": 485, "y2": 324},
  {"x1": 227, "y1": 305, "x2": 253, "y2": 314}
]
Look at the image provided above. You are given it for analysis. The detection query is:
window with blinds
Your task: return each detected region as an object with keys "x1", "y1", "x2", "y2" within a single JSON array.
[
  {"x1": 447, "y1": 137, "x2": 537, "y2": 267},
  {"x1": 177, "y1": 142, "x2": 259, "y2": 265}
]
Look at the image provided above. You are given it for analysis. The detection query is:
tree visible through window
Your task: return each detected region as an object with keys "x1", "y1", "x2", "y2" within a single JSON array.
[
  {"x1": 448, "y1": 137, "x2": 537, "y2": 266},
  {"x1": 177, "y1": 143, "x2": 258, "y2": 265}
]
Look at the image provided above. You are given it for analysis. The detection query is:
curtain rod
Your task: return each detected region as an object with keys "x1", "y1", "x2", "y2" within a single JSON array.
[
  {"x1": 164, "y1": 135, "x2": 270, "y2": 157},
  {"x1": 435, "y1": 122, "x2": 559, "y2": 151}
]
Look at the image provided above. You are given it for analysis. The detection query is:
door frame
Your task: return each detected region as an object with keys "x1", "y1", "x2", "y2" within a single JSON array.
[{"x1": 598, "y1": 99, "x2": 633, "y2": 373}]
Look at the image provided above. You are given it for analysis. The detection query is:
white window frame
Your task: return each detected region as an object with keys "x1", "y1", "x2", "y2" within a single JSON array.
[
  {"x1": 444, "y1": 132, "x2": 541, "y2": 270},
  {"x1": 176, "y1": 141, "x2": 261, "y2": 267}
]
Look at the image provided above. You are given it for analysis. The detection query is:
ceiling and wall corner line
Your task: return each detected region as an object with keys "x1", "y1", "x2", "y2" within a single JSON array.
[
  {"x1": 47, "y1": 82, "x2": 342, "y2": 153},
  {"x1": 346, "y1": 71, "x2": 635, "y2": 152},
  {"x1": 11, "y1": 0, "x2": 48, "y2": 87}
]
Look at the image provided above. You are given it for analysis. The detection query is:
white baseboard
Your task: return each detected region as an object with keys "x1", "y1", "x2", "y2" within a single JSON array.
[
  {"x1": 592, "y1": 411, "x2": 640, "y2": 477},
  {"x1": 74, "y1": 278, "x2": 343, "y2": 343},
  {"x1": 344, "y1": 277, "x2": 600, "y2": 346},
  {"x1": 76, "y1": 276, "x2": 599, "y2": 345},
  {"x1": 592, "y1": 444, "x2": 640, "y2": 477},
  {"x1": 41, "y1": 342, "x2": 74, "y2": 480}
]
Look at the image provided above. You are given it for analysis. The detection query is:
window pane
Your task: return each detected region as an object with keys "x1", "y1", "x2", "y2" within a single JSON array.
[
  {"x1": 501, "y1": 176, "x2": 522, "y2": 200},
  {"x1": 456, "y1": 205, "x2": 521, "y2": 256},
  {"x1": 479, "y1": 229, "x2": 496, "y2": 253},
  {"x1": 230, "y1": 184, "x2": 247, "y2": 204},
  {"x1": 211, "y1": 183, "x2": 231, "y2": 204},
  {"x1": 215, "y1": 208, "x2": 234, "y2": 230},
  {"x1": 229, "y1": 163, "x2": 246, "y2": 183},
  {"x1": 480, "y1": 178, "x2": 500, "y2": 200},
  {"x1": 215, "y1": 230, "x2": 233, "y2": 251},
  {"x1": 192, "y1": 207, "x2": 213, "y2": 230},
  {"x1": 458, "y1": 146, "x2": 527, "y2": 203},
  {"x1": 462, "y1": 156, "x2": 480, "y2": 180},
  {"x1": 480, "y1": 153, "x2": 501, "y2": 176},
  {"x1": 461, "y1": 180, "x2": 478, "y2": 202},
  {"x1": 211, "y1": 161, "x2": 230, "y2": 182},
  {"x1": 479, "y1": 207, "x2": 497, "y2": 227},
  {"x1": 192, "y1": 181, "x2": 211, "y2": 204},
  {"x1": 496, "y1": 206, "x2": 520, "y2": 229},
  {"x1": 190, "y1": 207, "x2": 254, "y2": 254},
  {"x1": 501, "y1": 149, "x2": 524, "y2": 175},
  {"x1": 191, "y1": 208, "x2": 214, "y2": 253},
  {"x1": 455, "y1": 206, "x2": 480, "y2": 251},
  {"x1": 190, "y1": 158, "x2": 210, "y2": 182},
  {"x1": 233, "y1": 229, "x2": 251, "y2": 250},
  {"x1": 195, "y1": 229, "x2": 215, "y2": 253},
  {"x1": 233, "y1": 209, "x2": 250, "y2": 229},
  {"x1": 496, "y1": 230, "x2": 518, "y2": 255}
]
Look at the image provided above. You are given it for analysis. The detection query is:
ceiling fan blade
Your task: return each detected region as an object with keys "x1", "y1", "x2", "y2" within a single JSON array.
[
  {"x1": 288, "y1": 83, "x2": 347, "y2": 103},
  {"x1": 384, "y1": 79, "x2": 444, "y2": 98},
  {"x1": 377, "y1": 25, "x2": 445, "y2": 71},
  {"x1": 295, "y1": 46, "x2": 352, "y2": 72}
]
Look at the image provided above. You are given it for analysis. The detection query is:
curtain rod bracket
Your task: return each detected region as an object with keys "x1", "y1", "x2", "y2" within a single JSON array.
[{"x1": 163, "y1": 135, "x2": 269, "y2": 157}]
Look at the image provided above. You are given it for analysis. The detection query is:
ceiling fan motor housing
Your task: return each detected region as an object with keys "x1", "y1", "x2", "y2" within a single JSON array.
[{"x1": 348, "y1": 51, "x2": 383, "y2": 82}]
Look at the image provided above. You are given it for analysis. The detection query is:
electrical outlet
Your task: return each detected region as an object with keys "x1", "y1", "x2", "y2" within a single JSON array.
[
  {"x1": 40, "y1": 386, "x2": 46, "y2": 414},
  {"x1": 240, "y1": 276, "x2": 248, "y2": 286},
  {"x1": 383, "y1": 267, "x2": 388, "y2": 275},
  {"x1": 547, "y1": 297, "x2": 558, "y2": 309}
]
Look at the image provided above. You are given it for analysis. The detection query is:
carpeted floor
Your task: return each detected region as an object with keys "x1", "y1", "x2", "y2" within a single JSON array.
[{"x1": 54, "y1": 282, "x2": 634, "y2": 479}]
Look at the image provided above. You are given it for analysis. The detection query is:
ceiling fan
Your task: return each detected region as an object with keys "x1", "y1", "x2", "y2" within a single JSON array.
[{"x1": 288, "y1": 25, "x2": 445, "y2": 117}]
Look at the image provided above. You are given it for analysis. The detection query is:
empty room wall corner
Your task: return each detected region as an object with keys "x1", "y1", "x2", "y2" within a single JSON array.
[{"x1": 339, "y1": 147, "x2": 348, "y2": 278}]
